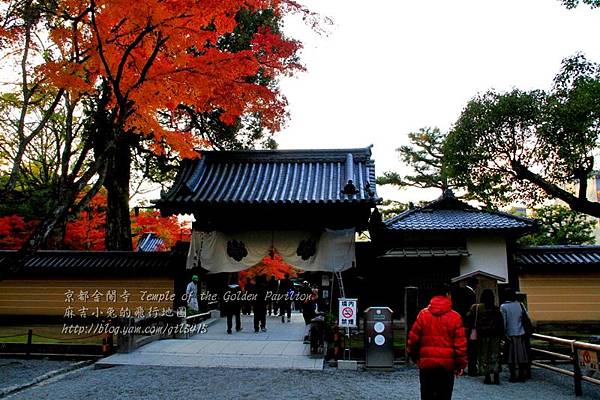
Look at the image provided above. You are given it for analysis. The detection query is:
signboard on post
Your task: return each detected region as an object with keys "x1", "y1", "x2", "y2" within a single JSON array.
[
  {"x1": 578, "y1": 349, "x2": 599, "y2": 371},
  {"x1": 338, "y1": 298, "x2": 357, "y2": 328}
]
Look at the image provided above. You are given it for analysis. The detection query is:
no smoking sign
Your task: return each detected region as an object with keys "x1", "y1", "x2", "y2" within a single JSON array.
[
  {"x1": 338, "y1": 298, "x2": 357, "y2": 328},
  {"x1": 342, "y1": 306, "x2": 354, "y2": 319}
]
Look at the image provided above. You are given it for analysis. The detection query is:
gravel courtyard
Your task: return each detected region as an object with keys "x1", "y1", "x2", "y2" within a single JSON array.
[
  {"x1": 0, "y1": 358, "x2": 73, "y2": 390},
  {"x1": 3, "y1": 362, "x2": 600, "y2": 400}
]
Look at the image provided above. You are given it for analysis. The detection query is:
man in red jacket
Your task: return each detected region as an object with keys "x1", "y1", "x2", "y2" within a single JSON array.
[{"x1": 407, "y1": 284, "x2": 467, "y2": 400}]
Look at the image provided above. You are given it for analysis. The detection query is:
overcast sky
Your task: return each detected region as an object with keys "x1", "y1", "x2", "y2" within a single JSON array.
[{"x1": 278, "y1": 0, "x2": 600, "y2": 203}]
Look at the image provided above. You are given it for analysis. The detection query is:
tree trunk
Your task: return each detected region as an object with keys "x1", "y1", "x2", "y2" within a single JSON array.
[
  {"x1": 46, "y1": 217, "x2": 68, "y2": 249},
  {"x1": 104, "y1": 138, "x2": 133, "y2": 250}
]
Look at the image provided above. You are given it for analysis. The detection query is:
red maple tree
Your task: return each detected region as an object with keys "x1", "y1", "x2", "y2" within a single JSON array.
[
  {"x1": 0, "y1": 0, "x2": 319, "y2": 253},
  {"x1": 0, "y1": 215, "x2": 36, "y2": 250},
  {"x1": 0, "y1": 193, "x2": 189, "y2": 250}
]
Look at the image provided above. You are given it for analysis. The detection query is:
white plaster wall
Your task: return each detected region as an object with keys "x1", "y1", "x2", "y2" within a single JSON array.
[{"x1": 459, "y1": 236, "x2": 508, "y2": 282}]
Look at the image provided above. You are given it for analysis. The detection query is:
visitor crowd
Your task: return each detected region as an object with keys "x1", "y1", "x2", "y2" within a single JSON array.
[{"x1": 407, "y1": 284, "x2": 533, "y2": 400}]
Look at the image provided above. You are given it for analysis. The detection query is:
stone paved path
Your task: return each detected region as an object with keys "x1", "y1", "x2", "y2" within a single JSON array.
[{"x1": 96, "y1": 312, "x2": 323, "y2": 370}]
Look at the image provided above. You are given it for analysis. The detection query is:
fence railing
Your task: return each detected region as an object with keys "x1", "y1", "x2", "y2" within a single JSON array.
[{"x1": 531, "y1": 333, "x2": 600, "y2": 397}]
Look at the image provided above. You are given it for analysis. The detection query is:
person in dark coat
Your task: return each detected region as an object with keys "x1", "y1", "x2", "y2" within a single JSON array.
[
  {"x1": 299, "y1": 281, "x2": 317, "y2": 343},
  {"x1": 407, "y1": 284, "x2": 467, "y2": 400},
  {"x1": 224, "y1": 284, "x2": 242, "y2": 334},
  {"x1": 242, "y1": 277, "x2": 254, "y2": 315},
  {"x1": 278, "y1": 273, "x2": 293, "y2": 323},
  {"x1": 253, "y1": 275, "x2": 268, "y2": 332},
  {"x1": 267, "y1": 275, "x2": 278, "y2": 316},
  {"x1": 300, "y1": 281, "x2": 316, "y2": 325},
  {"x1": 466, "y1": 289, "x2": 504, "y2": 384},
  {"x1": 454, "y1": 279, "x2": 479, "y2": 377}
]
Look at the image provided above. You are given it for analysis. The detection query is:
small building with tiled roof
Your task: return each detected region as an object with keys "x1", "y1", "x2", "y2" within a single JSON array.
[
  {"x1": 372, "y1": 189, "x2": 535, "y2": 281},
  {"x1": 382, "y1": 190, "x2": 534, "y2": 234},
  {"x1": 359, "y1": 190, "x2": 536, "y2": 314}
]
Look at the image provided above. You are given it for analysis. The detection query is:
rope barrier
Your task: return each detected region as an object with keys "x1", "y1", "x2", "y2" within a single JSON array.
[
  {"x1": 0, "y1": 333, "x2": 27, "y2": 339},
  {"x1": 31, "y1": 333, "x2": 103, "y2": 341}
]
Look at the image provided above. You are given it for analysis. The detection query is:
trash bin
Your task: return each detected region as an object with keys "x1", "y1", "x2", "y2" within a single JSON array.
[{"x1": 364, "y1": 307, "x2": 393, "y2": 369}]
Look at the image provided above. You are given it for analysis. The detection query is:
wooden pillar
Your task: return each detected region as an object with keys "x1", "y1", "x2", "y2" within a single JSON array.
[{"x1": 404, "y1": 286, "x2": 419, "y2": 361}]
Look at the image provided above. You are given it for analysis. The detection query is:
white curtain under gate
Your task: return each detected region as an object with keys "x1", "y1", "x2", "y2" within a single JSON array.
[{"x1": 186, "y1": 229, "x2": 356, "y2": 273}]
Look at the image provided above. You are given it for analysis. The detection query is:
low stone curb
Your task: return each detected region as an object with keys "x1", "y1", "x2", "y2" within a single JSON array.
[
  {"x1": 203, "y1": 317, "x2": 219, "y2": 328},
  {"x1": 0, "y1": 359, "x2": 95, "y2": 398}
]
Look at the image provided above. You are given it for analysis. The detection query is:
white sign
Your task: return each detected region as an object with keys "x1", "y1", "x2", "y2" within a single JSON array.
[
  {"x1": 374, "y1": 334, "x2": 385, "y2": 346},
  {"x1": 578, "y1": 349, "x2": 599, "y2": 371},
  {"x1": 338, "y1": 298, "x2": 357, "y2": 328}
]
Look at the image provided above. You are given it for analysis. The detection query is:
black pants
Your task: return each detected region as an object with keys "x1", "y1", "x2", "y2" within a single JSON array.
[
  {"x1": 268, "y1": 299, "x2": 280, "y2": 316},
  {"x1": 467, "y1": 339, "x2": 478, "y2": 376},
  {"x1": 419, "y1": 368, "x2": 455, "y2": 400},
  {"x1": 254, "y1": 305, "x2": 266, "y2": 331},
  {"x1": 302, "y1": 304, "x2": 316, "y2": 325},
  {"x1": 279, "y1": 300, "x2": 291, "y2": 321},
  {"x1": 226, "y1": 310, "x2": 241, "y2": 333}
]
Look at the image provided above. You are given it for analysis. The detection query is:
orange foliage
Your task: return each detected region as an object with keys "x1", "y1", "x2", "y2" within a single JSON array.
[
  {"x1": 31, "y1": 0, "x2": 304, "y2": 158},
  {"x1": 238, "y1": 250, "x2": 298, "y2": 285},
  {"x1": 63, "y1": 193, "x2": 107, "y2": 250},
  {"x1": 0, "y1": 193, "x2": 189, "y2": 250},
  {"x1": 131, "y1": 211, "x2": 190, "y2": 250}
]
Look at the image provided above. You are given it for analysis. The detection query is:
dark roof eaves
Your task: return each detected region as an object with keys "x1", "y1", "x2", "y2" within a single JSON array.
[
  {"x1": 382, "y1": 226, "x2": 534, "y2": 233},
  {"x1": 198, "y1": 146, "x2": 372, "y2": 156},
  {"x1": 382, "y1": 206, "x2": 536, "y2": 229},
  {"x1": 517, "y1": 245, "x2": 600, "y2": 251}
]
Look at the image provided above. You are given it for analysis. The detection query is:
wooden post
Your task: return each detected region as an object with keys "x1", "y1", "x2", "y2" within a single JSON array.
[
  {"x1": 572, "y1": 345, "x2": 583, "y2": 397},
  {"x1": 26, "y1": 329, "x2": 32, "y2": 358},
  {"x1": 404, "y1": 286, "x2": 419, "y2": 362}
]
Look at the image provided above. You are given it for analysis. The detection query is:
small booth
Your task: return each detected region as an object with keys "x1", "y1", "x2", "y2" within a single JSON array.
[{"x1": 451, "y1": 269, "x2": 506, "y2": 306}]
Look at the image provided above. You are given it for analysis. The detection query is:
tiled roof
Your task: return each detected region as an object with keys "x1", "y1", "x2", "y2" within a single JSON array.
[
  {"x1": 383, "y1": 191, "x2": 535, "y2": 233},
  {"x1": 451, "y1": 270, "x2": 506, "y2": 283},
  {"x1": 136, "y1": 232, "x2": 165, "y2": 252},
  {"x1": 514, "y1": 245, "x2": 600, "y2": 266},
  {"x1": 156, "y1": 147, "x2": 380, "y2": 214},
  {"x1": 386, "y1": 209, "x2": 534, "y2": 231},
  {"x1": 379, "y1": 247, "x2": 470, "y2": 258},
  {"x1": 0, "y1": 250, "x2": 176, "y2": 275}
]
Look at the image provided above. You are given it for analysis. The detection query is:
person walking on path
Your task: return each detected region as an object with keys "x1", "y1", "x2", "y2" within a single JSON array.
[
  {"x1": 454, "y1": 278, "x2": 479, "y2": 377},
  {"x1": 224, "y1": 284, "x2": 242, "y2": 334},
  {"x1": 466, "y1": 289, "x2": 504, "y2": 385},
  {"x1": 242, "y1": 277, "x2": 254, "y2": 316},
  {"x1": 278, "y1": 273, "x2": 293, "y2": 323},
  {"x1": 267, "y1": 275, "x2": 278, "y2": 316},
  {"x1": 253, "y1": 275, "x2": 268, "y2": 332},
  {"x1": 185, "y1": 275, "x2": 199, "y2": 315},
  {"x1": 407, "y1": 284, "x2": 467, "y2": 400},
  {"x1": 500, "y1": 288, "x2": 531, "y2": 383}
]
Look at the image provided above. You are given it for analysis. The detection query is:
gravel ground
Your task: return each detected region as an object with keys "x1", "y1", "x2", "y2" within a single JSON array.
[
  {"x1": 4, "y1": 364, "x2": 600, "y2": 400},
  {"x1": 0, "y1": 358, "x2": 74, "y2": 391}
]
